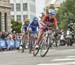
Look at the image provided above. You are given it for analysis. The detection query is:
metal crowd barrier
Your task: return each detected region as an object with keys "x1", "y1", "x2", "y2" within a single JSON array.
[{"x1": 0, "y1": 39, "x2": 20, "y2": 51}]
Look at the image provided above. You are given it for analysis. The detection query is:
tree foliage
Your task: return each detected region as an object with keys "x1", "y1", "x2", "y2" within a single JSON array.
[
  {"x1": 57, "y1": 0, "x2": 75, "y2": 31},
  {"x1": 11, "y1": 20, "x2": 22, "y2": 33}
]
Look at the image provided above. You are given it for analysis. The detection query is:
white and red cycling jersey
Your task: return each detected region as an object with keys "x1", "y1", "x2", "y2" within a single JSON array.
[{"x1": 40, "y1": 14, "x2": 58, "y2": 29}]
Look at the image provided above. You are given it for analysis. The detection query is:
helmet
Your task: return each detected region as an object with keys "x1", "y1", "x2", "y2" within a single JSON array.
[
  {"x1": 33, "y1": 17, "x2": 38, "y2": 21},
  {"x1": 25, "y1": 18, "x2": 30, "y2": 22},
  {"x1": 49, "y1": 9, "x2": 56, "y2": 16}
]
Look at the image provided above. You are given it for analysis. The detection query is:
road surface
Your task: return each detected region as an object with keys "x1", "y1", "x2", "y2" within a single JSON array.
[{"x1": 0, "y1": 46, "x2": 75, "y2": 65}]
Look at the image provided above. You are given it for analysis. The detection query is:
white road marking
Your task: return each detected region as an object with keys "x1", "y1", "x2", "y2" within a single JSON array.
[
  {"x1": 37, "y1": 56, "x2": 75, "y2": 65},
  {"x1": 52, "y1": 58, "x2": 75, "y2": 61},
  {"x1": 67, "y1": 56, "x2": 75, "y2": 58},
  {"x1": 37, "y1": 62, "x2": 75, "y2": 65}
]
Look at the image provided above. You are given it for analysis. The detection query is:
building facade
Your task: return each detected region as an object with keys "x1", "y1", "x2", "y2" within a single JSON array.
[
  {"x1": 0, "y1": 0, "x2": 11, "y2": 32},
  {"x1": 10, "y1": 0, "x2": 36, "y2": 24}
]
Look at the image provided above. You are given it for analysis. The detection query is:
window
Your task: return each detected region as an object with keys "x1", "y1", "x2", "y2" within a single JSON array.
[
  {"x1": 11, "y1": 4, "x2": 14, "y2": 11},
  {"x1": 23, "y1": 3, "x2": 28, "y2": 11},
  {"x1": 16, "y1": 15, "x2": 21, "y2": 21},
  {"x1": 16, "y1": 4, "x2": 21, "y2": 11},
  {"x1": 23, "y1": 15, "x2": 28, "y2": 21},
  {"x1": 11, "y1": 15, "x2": 14, "y2": 20}
]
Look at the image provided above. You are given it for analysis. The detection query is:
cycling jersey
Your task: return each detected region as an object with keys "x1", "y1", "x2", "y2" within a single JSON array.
[
  {"x1": 23, "y1": 23, "x2": 29, "y2": 32},
  {"x1": 41, "y1": 14, "x2": 58, "y2": 29},
  {"x1": 29, "y1": 21, "x2": 39, "y2": 33}
]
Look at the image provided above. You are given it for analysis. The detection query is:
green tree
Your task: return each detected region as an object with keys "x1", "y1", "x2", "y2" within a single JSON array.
[
  {"x1": 73, "y1": 23, "x2": 75, "y2": 32},
  {"x1": 57, "y1": 0, "x2": 75, "y2": 31},
  {"x1": 11, "y1": 20, "x2": 22, "y2": 33}
]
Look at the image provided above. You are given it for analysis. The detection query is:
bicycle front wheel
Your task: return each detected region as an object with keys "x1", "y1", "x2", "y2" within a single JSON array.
[
  {"x1": 33, "y1": 43, "x2": 40, "y2": 56},
  {"x1": 40, "y1": 37, "x2": 51, "y2": 57}
]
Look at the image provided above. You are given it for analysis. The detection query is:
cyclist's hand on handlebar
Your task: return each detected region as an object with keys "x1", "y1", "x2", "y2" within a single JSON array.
[
  {"x1": 32, "y1": 26, "x2": 36, "y2": 28},
  {"x1": 56, "y1": 26, "x2": 59, "y2": 30}
]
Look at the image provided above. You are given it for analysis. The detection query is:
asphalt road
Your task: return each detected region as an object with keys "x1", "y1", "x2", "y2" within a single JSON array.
[{"x1": 0, "y1": 46, "x2": 75, "y2": 65}]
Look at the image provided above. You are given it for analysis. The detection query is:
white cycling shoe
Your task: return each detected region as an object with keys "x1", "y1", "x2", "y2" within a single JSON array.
[{"x1": 35, "y1": 45, "x2": 39, "y2": 49}]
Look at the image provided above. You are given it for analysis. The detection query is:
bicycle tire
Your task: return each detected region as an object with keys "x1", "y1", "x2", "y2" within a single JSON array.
[
  {"x1": 33, "y1": 42, "x2": 40, "y2": 56},
  {"x1": 29, "y1": 41, "x2": 33, "y2": 53},
  {"x1": 29, "y1": 33, "x2": 36, "y2": 54},
  {"x1": 40, "y1": 36, "x2": 52, "y2": 57},
  {"x1": 18, "y1": 42, "x2": 26, "y2": 53},
  {"x1": 20, "y1": 33, "x2": 28, "y2": 53}
]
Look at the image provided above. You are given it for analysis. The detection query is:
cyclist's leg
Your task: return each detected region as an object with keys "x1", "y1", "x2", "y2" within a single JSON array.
[
  {"x1": 25, "y1": 32, "x2": 29, "y2": 48},
  {"x1": 35, "y1": 29, "x2": 44, "y2": 45},
  {"x1": 22, "y1": 32, "x2": 27, "y2": 48},
  {"x1": 22, "y1": 33, "x2": 26, "y2": 49},
  {"x1": 28, "y1": 27, "x2": 32, "y2": 48},
  {"x1": 22, "y1": 33, "x2": 25, "y2": 45},
  {"x1": 34, "y1": 32, "x2": 38, "y2": 41}
]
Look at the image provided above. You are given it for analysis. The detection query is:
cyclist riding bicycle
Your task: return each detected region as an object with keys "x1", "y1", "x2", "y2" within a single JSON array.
[
  {"x1": 22, "y1": 18, "x2": 30, "y2": 49},
  {"x1": 28, "y1": 17, "x2": 40, "y2": 53},
  {"x1": 35, "y1": 9, "x2": 59, "y2": 48}
]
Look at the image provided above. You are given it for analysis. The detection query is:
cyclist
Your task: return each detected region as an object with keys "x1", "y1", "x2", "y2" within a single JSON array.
[
  {"x1": 22, "y1": 18, "x2": 30, "y2": 33},
  {"x1": 22, "y1": 18, "x2": 30, "y2": 49},
  {"x1": 35, "y1": 9, "x2": 59, "y2": 48},
  {"x1": 28, "y1": 17, "x2": 40, "y2": 51},
  {"x1": 29, "y1": 17, "x2": 40, "y2": 34}
]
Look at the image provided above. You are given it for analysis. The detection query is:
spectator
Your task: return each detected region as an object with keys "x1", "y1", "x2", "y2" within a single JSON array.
[{"x1": 1, "y1": 32, "x2": 6, "y2": 40}]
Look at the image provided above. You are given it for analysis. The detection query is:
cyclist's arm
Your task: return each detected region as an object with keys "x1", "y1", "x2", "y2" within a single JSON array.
[{"x1": 53, "y1": 17, "x2": 58, "y2": 29}]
